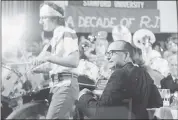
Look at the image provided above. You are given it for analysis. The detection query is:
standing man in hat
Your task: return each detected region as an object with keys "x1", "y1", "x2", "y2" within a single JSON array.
[{"x1": 31, "y1": 1, "x2": 80, "y2": 119}]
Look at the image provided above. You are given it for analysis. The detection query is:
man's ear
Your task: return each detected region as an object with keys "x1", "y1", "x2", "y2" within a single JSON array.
[{"x1": 125, "y1": 52, "x2": 130, "y2": 61}]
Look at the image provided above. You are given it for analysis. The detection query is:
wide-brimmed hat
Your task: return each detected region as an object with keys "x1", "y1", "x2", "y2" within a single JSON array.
[{"x1": 133, "y1": 29, "x2": 156, "y2": 49}]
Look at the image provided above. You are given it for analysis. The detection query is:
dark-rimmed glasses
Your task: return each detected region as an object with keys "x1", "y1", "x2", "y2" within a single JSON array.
[{"x1": 105, "y1": 50, "x2": 128, "y2": 58}]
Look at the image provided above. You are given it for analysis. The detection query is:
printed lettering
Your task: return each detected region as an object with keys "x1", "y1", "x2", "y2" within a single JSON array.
[
  {"x1": 110, "y1": 17, "x2": 117, "y2": 28},
  {"x1": 100, "y1": 1, "x2": 111, "y2": 7},
  {"x1": 90, "y1": 17, "x2": 97, "y2": 27},
  {"x1": 83, "y1": 1, "x2": 99, "y2": 7},
  {"x1": 96, "y1": 17, "x2": 103, "y2": 27},
  {"x1": 140, "y1": 16, "x2": 151, "y2": 28},
  {"x1": 140, "y1": 2, "x2": 144, "y2": 8},
  {"x1": 66, "y1": 16, "x2": 74, "y2": 28},
  {"x1": 114, "y1": 1, "x2": 144, "y2": 8},
  {"x1": 83, "y1": 1, "x2": 87, "y2": 6},
  {"x1": 120, "y1": 18, "x2": 129, "y2": 27},
  {"x1": 151, "y1": 16, "x2": 160, "y2": 28},
  {"x1": 78, "y1": 16, "x2": 86, "y2": 27},
  {"x1": 128, "y1": 18, "x2": 136, "y2": 28},
  {"x1": 85, "y1": 16, "x2": 91, "y2": 27}
]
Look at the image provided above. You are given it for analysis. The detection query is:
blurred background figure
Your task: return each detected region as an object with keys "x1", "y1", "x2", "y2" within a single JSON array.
[
  {"x1": 94, "y1": 31, "x2": 109, "y2": 75},
  {"x1": 152, "y1": 41, "x2": 164, "y2": 56},
  {"x1": 163, "y1": 33, "x2": 178, "y2": 59},
  {"x1": 2, "y1": 14, "x2": 27, "y2": 64},
  {"x1": 131, "y1": 45, "x2": 164, "y2": 87},
  {"x1": 132, "y1": 29, "x2": 171, "y2": 87},
  {"x1": 162, "y1": 33, "x2": 178, "y2": 89},
  {"x1": 112, "y1": 25, "x2": 132, "y2": 44},
  {"x1": 95, "y1": 31, "x2": 109, "y2": 56},
  {"x1": 133, "y1": 29, "x2": 161, "y2": 66},
  {"x1": 167, "y1": 55, "x2": 178, "y2": 80},
  {"x1": 149, "y1": 57, "x2": 170, "y2": 86},
  {"x1": 77, "y1": 38, "x2": 99, "y2": 85},
  {"x1": 88, "y1": 33, "x2": 97, "y2": 44},
  {"x1": 79, "y1": 35, "x2": 96, "y2": 63}
]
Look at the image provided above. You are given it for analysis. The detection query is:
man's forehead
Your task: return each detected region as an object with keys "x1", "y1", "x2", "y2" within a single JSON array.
[{"x1": 107, "y1": 41, "x2": 127, "y2": 52}]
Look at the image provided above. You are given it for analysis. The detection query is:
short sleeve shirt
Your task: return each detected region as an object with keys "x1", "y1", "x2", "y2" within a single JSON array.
[{"x1": 48, "y1": 26, "x2": 79, "y2": 75}]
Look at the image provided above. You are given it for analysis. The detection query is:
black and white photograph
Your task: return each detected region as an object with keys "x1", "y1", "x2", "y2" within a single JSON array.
[{"x1": 1, "y1": 0, "x2": 178, "y2": 119}]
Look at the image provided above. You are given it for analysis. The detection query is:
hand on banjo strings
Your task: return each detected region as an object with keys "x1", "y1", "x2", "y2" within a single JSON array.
[{"x1": 31, "y1": 58, "x2": 46, "y2": 66}]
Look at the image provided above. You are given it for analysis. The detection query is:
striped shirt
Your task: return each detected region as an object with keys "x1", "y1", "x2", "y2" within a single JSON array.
[{"x1": 40, "y1": 26, "x2": 79, "y2": 75}]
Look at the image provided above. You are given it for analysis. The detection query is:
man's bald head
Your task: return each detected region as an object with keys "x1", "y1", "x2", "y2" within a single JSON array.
[{"x1": 107, "y1": 40, "x2": 134, "y2": 57}]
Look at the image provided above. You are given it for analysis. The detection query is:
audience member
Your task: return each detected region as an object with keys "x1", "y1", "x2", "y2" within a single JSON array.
[
  {"x1": 112, "y1": 25, "x2": 132, "y2": 44},
  {"x1": 77, "y1": 40, "x2": 162, "y2": 119},
  {"x1": 153, "y1": 41, "x2": 164, "y2": 56},
  {"x1": 133, "y1": 29, "x2": 162, "y2": 66},
  {"x1": 163, "y1": 33, "x2": 178, "y2": 59},
  {"x1": 132, "y1": 48, "x2": 165, "y2": 87},
  {"x1": 95, "y1": 31, "x2": 109, "y2": 56},
  {"x1": 167, "y1": 54, "x2": 178, "y2": 80},
  {"x1": 78, "y1": 38, "x2": 99, "y2": 84}
]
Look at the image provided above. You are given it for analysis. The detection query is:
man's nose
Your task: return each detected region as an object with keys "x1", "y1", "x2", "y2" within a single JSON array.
[
  {"x1": 39, "y1": 18, "x2": 43, "y2": 25},
  {"x1": 107, "y1": 56, "x2": 111, "y2": 61}
]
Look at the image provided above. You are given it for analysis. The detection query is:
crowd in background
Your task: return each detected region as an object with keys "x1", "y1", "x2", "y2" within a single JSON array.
[
  {"x1": 2, "y1": 21, "x2": 178, "y2": 91},
  {"x1": 76, "y1": 26, "x2": 178, "y2": 91},
  {"x1": 1, "y1": 1, "x2": 178, "y2": 119}
]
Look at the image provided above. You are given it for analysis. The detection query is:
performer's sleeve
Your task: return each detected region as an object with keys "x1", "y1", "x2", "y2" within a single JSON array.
[{"x1": 63, "y1": 31, "x2": 79, "y2": 57}]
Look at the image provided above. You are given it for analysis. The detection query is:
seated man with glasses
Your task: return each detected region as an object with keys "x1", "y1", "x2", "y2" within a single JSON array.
[{"x1": 76, "y1": 40, "x2": 158, "y2": 119}]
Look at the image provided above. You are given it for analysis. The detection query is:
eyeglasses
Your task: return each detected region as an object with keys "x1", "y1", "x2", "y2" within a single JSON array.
[{"x1": 105, "y1": 50, "x2": 128, "y2": 58}]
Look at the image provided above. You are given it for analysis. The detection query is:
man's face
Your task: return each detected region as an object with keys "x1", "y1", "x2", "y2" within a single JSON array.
[
  {"x1": 39, "y1": 16, "x2": 56, "y2": 31},
  {"x1": 106, "y1": 50, "x2": 127, "y2": 69},
  {"x1": 167, "y1": 34, "x2": 178, "y2": 52}
]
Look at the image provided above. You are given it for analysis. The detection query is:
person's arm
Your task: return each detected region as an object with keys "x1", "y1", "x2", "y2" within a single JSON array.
[
  {"x1": 45, "y1": 31, "x2": 80, "y2": 68},
  {"x1": 32, "y1": 51, "x2": 79, "y2": 72},
  {"x1": 33, "y1": 30, "x2": 79, "y2": 70},
  {"x1": 47, "y1": 50, "x2": 79, "y2": 68},
  {"x1": 37, "y1": 44, "x2": 51, "y2": 59},
  {"x1": 31, "y1": 62, "x2": 52, "y2": 73}
]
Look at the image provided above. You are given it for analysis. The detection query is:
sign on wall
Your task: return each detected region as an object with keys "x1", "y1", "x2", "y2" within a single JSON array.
[
  {"x1": 68, "y1": 1, "x2": 157, "y2": 9},
  {"x1": 65, "y1": 6, "x2": 160, "y2": 33}
]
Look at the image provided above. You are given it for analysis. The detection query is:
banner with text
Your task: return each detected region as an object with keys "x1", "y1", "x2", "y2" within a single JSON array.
[
  {"x1": 68, "y1": 1, "x2": 157, "y2": 9},
  {"x1": 65, "y1": 6, "x2": 160, "y2": 33}
]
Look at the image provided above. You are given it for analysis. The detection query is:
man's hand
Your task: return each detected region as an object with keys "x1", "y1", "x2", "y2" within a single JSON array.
[
  {"x1": 30, "y1": 65, "x2": 49, "y2": 74},
  {"x1": 31, "y1": 55, "x2": 50, "y2": 66},
  {"x1": 78, "y1": 88, "x2": 92, "y2": 100},
  {"x1": 31, "y1": 58, "x2": 45, "y2": 66}
]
